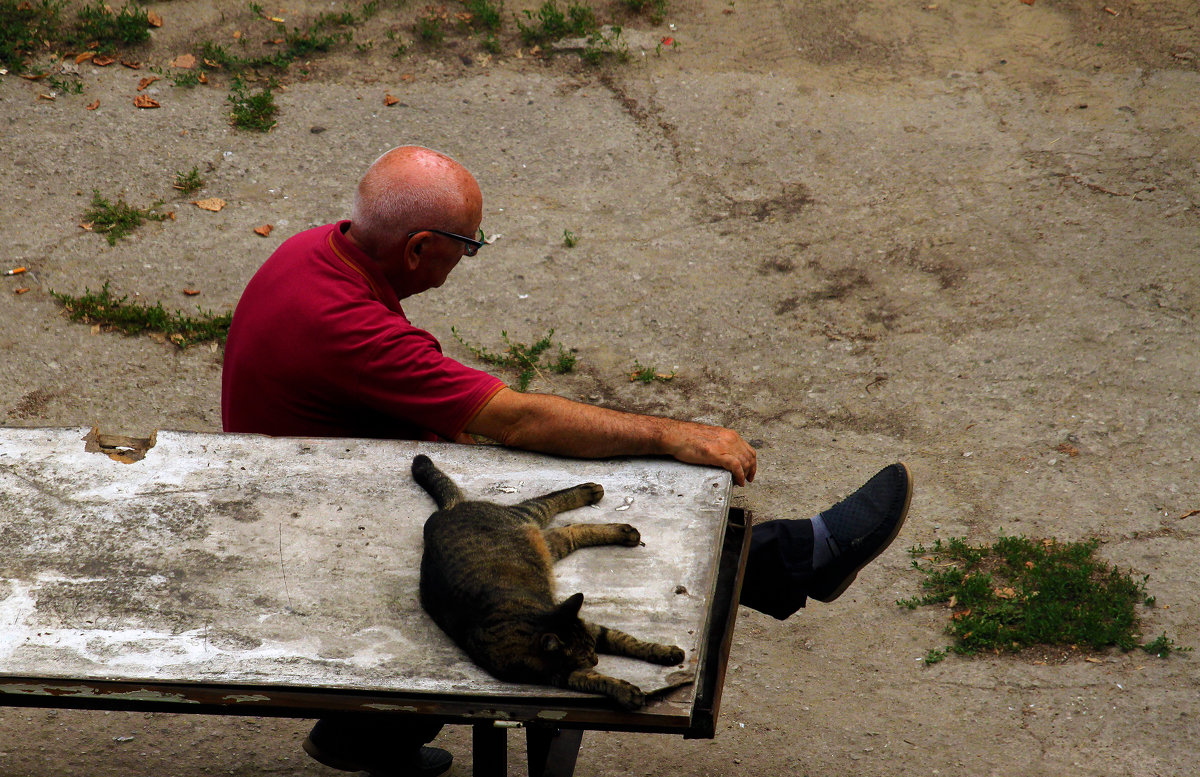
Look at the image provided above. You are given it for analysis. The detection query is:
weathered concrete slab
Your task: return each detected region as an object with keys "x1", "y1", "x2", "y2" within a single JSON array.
[{"x1": 0, "y1": 428, "x2": 731, "y2": 704}]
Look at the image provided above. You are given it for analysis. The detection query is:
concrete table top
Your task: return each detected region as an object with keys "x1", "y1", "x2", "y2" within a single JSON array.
[{"x1": 0, "y1": 428, "x2": 733, "y2": 714}]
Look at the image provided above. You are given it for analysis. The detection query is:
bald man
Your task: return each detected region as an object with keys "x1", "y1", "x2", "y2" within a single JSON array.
[{"x1": 223, "y1": 146, "x2": 911, "y2": 777}]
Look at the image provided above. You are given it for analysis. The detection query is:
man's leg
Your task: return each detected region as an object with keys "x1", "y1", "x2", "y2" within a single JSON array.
[
  {"x1": 303, "y1": 715, "x2": 451, "y2": 777},
  {"x1": 739, "y1": 463, "x2": 913, "y2": 620}
]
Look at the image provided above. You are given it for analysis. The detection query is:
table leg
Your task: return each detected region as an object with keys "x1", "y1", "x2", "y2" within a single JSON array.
[
  {"x1": 473, "y1": 723, "x2": 508, "y2": 777},
  {"x1": 526, "y1": 727, "x2": 583, "y2": 777}
]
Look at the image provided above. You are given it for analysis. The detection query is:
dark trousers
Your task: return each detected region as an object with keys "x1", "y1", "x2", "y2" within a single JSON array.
[{"x1": 738, "y1": 518, "x2": 815, "y2": 620}]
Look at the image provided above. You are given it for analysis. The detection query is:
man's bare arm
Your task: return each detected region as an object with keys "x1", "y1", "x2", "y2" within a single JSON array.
[{"x1": 465, "y1": 388, "x2": 757, "y2": 486}]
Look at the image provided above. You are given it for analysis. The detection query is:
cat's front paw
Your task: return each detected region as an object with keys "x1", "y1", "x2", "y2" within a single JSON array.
[
  {"x1": 655, "y1": 645, "x2": 685, "y2": 666},
  {"x1": 617, "y1": 524, "x2": 641, "y2": 546},
  {"x1": 580, "y1": 482, "x2": 604, "y2": 504},
  {"x1": 609, "y1": 680, "x2": 646, "y2": 710}
]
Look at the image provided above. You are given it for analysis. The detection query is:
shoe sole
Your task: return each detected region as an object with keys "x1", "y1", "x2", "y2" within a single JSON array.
[{"x1": 811, "y1": 462, "x2": 913, "y2": 603}]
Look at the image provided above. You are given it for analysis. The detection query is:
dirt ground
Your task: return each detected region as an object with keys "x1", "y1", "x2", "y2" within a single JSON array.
[{"x1": 2, "y1": 0, "x2": 1198, "y2": 775}]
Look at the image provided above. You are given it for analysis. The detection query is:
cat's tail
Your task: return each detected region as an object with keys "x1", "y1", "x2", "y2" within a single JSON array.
[{"x1": 412, "y1": 454, "x2": 465, "y2": 510}]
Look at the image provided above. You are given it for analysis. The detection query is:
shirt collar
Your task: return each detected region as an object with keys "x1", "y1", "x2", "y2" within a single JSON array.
[{"x1": 328, "y1": 220, "x2": 403, "y2": 313}]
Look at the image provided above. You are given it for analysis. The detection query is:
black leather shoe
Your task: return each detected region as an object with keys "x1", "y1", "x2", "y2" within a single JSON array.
[
  {"x1": 808, "y1": 462, "x2": 912, "y2": 603},
  {"x1": 303, "y1": 735, "x2": 452, "y2": 777}
]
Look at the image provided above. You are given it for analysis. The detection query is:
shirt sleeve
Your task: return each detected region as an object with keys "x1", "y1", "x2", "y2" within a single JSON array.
[{"x1": 356, "y1": 323, "x2": 505, "y2": 441}]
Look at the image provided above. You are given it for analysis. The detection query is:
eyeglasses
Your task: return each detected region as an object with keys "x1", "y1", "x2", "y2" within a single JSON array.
[{"x1": 408, "y1": 228, "x2": 487, "y2": 257}]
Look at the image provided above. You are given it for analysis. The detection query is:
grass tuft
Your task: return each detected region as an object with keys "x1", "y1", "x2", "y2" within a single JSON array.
[
  {"x1": 464, "y1": 0, "x2": 504, "y2": 32},
  {"x1": 73, "y1": 1, "x2": 150, "y2": 52},
  {"x1": 899, "y1": 535, "x2": 1189, "y2": 661},
  {"x1": 52, "y1": 283, "x2": 232, "y2": 347},
  {"x1": 228, "y1": 76, "x2": 278, "y2": 131},
  {"x1": 452, "y1": 327, "x2": 576, "y2": 392},
  {"x1": 83, "y1": 191, "x2": 170, "y2": 245},
  {"x1": 516, "y1": 0, "x2": 598, "y2": 44},
  {"x1": 173, "y1": 167, "x2": 205, "y2": 195},
  {"x1": 629, "y1": 360, "x2": 675, "y2": 383},
  {"x1": 0, "y1": 0, "x2": 62, "y2": 73}
]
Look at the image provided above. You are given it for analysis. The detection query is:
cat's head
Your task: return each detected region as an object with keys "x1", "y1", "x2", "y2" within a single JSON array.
[{"x1": 529, "y1": 592, "x2": 598, "y2": 679}]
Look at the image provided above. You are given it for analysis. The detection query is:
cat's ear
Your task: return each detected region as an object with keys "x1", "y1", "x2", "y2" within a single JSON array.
[
  {"x1": 555, "y1": 592, "x2": 584, "y2": 620},
  {"x1": 540, "y1": 633, "x2": 563, "y2": 653}
]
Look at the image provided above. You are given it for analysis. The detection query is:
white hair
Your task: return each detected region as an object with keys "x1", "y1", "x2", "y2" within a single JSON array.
[{"x1": 350, "y1": 147, "x2": 470, "y2": 255}]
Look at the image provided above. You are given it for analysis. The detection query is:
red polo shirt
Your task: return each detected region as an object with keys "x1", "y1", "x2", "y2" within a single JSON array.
[{"x1": 222, "y1": 221, "x2": 504, "y2": 441}]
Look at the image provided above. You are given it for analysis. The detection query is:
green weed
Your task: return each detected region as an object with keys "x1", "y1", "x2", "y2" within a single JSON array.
[
  {"x1": 199, "y1": 5, "x2": 362, "y2": 74},
  {"x1": 0, "y1": 0, "x2": 62, "y2": 73},
  {"x1": 562, "y1": 229, "x2": 578, "y2": 247},
  {"x1": 922, "y1": 646, "x2": 948, "y2": 665},
  {"x1": 52, "y1": 283, "x2": 231, "y2": 348},
  {"x1": 464, "y1": 0, "x2": 504, "y2": 32},
  {"x1": 415, "y1": 7, "x2": 446, "y2": 44},
  {"x1": 173, "y1": 167, "x2": 205, "y2": 195},
  {"x1": 73, "y1": 1, "x2": 150, "y2": 52},
  {"x1": 629, "y1": 360, "x2": 674, "y2": 383},
  {"x1": 82, "y1": 191, "x2": 170, "y2": 246},
  {"x1": 581, "y1": 25, "x2": 627, "y2": 65},
  {"x1": 227, "y1": 76, "x2": 278, "y2": 131},
  {"x1": 46, "y1": 74, "x2": 83, "y2": 94},
  {"x1": 899, "y1": 535, "x2": 1187, "y2": 660},
  {"x1": 516, "y1": 0, "x2": 598, "y2": 44},
  {"x1": 452, "y1": 327, "x2": 576, "y2": 392}
]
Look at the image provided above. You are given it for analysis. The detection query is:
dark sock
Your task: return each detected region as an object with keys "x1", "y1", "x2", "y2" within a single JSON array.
[{"x1": 810, "y1": 514, "x2": 839, "y2": 569}]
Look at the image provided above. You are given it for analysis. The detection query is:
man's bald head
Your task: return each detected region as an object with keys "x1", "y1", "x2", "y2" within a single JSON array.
[{"x1": 349, "y1": 146, "x2": 482, "y2": 257}]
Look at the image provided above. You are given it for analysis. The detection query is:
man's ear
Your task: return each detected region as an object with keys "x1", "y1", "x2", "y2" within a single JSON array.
[{"x1": 403, "y1": 232, "x2": 426, "y2": 271}]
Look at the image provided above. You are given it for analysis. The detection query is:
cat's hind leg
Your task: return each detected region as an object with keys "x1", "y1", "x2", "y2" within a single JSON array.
[
  {"x1": 542, "y1": 523, "x2": 640, "y2": 560},
  {"x1": 587, "y1": 622, "x2": 685, "y2": 666},
  {"x1": 514, "y1": 482, "x2": 604, "y2": 526}
]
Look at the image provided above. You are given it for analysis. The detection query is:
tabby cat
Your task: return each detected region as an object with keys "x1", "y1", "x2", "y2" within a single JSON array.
[{"x1": 412, "y1": 454, "x2": 685, "y2": 710}]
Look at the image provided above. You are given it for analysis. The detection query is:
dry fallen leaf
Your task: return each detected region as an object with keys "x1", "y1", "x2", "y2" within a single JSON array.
[
  {"x1": 198, "y1": 72, "x2": 208, "y2": 84},
  {"x1": 19, "y1": 73, "x2": 45, "y2": 80},
  {"x1": 37, "y1": 93, "x2": 55, "y2": 101},
  {"x1": 85, "y1": 99, "x2": 100, "y2": 110},
  {"x1": 400, "y1": 73, "x2": 415, "y2": 82},
  {"x1": 137, "y1": 76, "x2": 160, "y2": 91},
  {"x1": 384, "y1": 93, "x2": 400, "y2": 106},
  {"x1": 133, "y1": 94, "x2": 160, "y2": 108},
  {"x1": 147, "y1": 9, "x2": 163, "y2": 26},
  {"x1": 14, "y1": 288, "x2": 30, "y2": 295},
  {"x1": 75, "y1": 51, "x2": 95, "y2": 64},
  {"x1": 193, "y1": 198, "x2": 226, "y2": 212},
  {"x1": 182, "y1": 289, "x2": 201, "y2": 296},
  {"x1": 1179, "y1": 509, "x2": 1200, "y2": 520},
  {"x1": 171, "y1": 53, "x2": 196, "y2": 69},
  {"x1": 92, "y1": 55, "x2": 116, "y2": 67},
  {"x1": 254, "y1": 224, "x2": 273, "y2": 237},
  {"x1": 1054, "y1": 442, "x2": 1080, "y2": 457},
  {"x1": 233, "y1": 30, "x2": 242, "y2": 39},
  {"x1": 119, "y1": 59, "x2": 140, "y2": 69}
]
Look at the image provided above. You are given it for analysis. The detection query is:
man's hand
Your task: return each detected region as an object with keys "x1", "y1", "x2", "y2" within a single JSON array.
[
  {"x1": 467, "y1": 388, "x2": 757, "y2": 485},
  {"x1": 660, "y1": 421, "x2": 757, "y2": 486}
]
